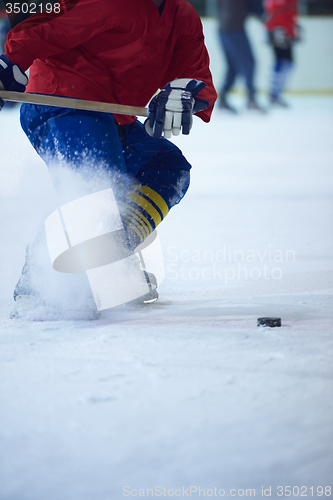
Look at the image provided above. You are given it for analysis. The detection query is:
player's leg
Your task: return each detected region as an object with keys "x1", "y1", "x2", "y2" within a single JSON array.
[
  {"x1": 270, "y1": 44, "x2": 293, "y2": 106},
  {"x1": 116, "y1": 120, "x2": 191, "y2": 250},
  {"x1": 218, "y1": 31, "x2": 238, "y2": 113},
  {"x1": 233, "y1": 30, "x2": 260, "y2": 109},
  {"x1": 225, "y1": 30, "x2": 265, "y2": 112},
  {"x1": 15, "y1": 105, "x2": 127, "y2": 303}
]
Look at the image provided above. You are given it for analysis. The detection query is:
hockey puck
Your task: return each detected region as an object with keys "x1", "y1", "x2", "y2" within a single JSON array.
[{"x1": 257, "y1": 317, "x2": 281, "y2": 327}]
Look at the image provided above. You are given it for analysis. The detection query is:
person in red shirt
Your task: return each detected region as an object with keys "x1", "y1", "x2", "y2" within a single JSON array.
[
  {"x1": 264, "y1": 0, "x2": 299, "y2": 106},
  {"x1": 0, "y1": 0, "x2": 217, "y2": 309}
]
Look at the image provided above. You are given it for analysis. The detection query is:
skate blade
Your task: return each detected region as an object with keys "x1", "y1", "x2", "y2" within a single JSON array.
[
  {"x1": 10, "y1": 295, "x2": 100, "y2": 321},
  {"x1": 143, "y1": 292, "x2": 159, "y2": 304},
  {"x1": 130, "y1": 289, "x2": 159, "y2": 306}
]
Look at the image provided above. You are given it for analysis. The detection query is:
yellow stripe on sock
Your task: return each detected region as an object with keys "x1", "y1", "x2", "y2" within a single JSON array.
[
  {"x1": 126, "y1": 192, "x2": 162, "y2": 228},
  {"x1": 127, "y1": 223, "x2": 145, "y2": 244},
  {"x1": 122, "y1": 215, "x2": 146, "y2": 243},
  {"x1": 133, "y1": 185, "x2": 169, "y2": 219},
  {"x1": 119, "y1": 201, "x2": 153, "y2": 234},
  {"x1": 122, "y1": 210, "x2": 149, "y2": 238}
]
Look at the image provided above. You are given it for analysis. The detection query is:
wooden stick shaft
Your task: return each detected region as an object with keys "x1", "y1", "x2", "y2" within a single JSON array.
[{"x1": 0, "y1": 90, "x2": 148, "y2": 117}]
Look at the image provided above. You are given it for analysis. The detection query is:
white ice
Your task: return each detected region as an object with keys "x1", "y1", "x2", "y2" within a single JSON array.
[{"x1": 0, "y1": 96, "x2": 332, "y2": 500}]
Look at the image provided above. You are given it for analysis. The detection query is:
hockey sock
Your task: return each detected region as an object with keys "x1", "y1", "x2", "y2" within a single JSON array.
[
  {"x1": 270, "y1": 59, "x2": 293, "y2": 99},
  {"x1": 119, "y1": 184, "x2": 169, "y2": 249}
]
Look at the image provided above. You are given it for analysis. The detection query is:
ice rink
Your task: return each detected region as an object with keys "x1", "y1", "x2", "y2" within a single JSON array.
[{"x1": 0, "y1": 96, "x2": 333, "y2": 499}]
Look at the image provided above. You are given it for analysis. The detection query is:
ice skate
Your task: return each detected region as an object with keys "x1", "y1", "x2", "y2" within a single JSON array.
[
  {"x1": 270, "y1": 95, "x2": 290, "y2": 108},
  {"x1": 11, "y1": 245, "x2": 101, "y2": 321},
  {"x1": 9, "y1": 294, "x2": 43, "y2": 320},
  {"x1": 11, "y1": 262, "x2": 101, "y2": 320},
  {"x1": 11, "y1": 245, "x2": 44, "y2": 318},
  {"x1": 13, "y1": 245, "x2": 38, "y2": 301},
  {"x1": 246, "y1": 98, "x2": 267, "y2": 114},
  {"x1": 141, "y1": 271, "x2": 159, "y2": 303},
  {"x1": 10, "y1": 295, "x2": 101, "y2": 321},
  {"x1": 11, "y1": 242, "x2": 159, "y2": 318},
  {"x1": 218, "y1": 95, "x2": 238, "y2": 114},
  {"x1": 142, "y1": 288, "x2": 159, "y2": 303},
  {"x1": 10, "y1": 246, "x2": 42, "y2": 319},
  {"x1": 126, "y1": 271, "x2": 159, "y2": 306}
]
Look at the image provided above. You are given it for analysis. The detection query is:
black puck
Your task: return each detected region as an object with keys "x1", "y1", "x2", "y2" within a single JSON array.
[{"x1": 257, "y1": 317, "x2": 281, "y2": 327}]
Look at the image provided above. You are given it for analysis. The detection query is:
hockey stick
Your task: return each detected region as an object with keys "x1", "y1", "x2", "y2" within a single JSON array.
[{"x1": 0, "y1": 90, "x2": 149, "y2": 117}]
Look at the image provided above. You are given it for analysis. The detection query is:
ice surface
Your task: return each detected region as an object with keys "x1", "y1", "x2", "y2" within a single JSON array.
[{"x1": 0, "y1": 97, "x2": 332, "y2": 499}]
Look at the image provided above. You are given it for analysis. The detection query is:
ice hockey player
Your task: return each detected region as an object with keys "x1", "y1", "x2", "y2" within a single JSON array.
[
  {"x1": 0, "y1": 0, "x2": 217, "y2": 313},
  {"x1": 264, "y1": 0, "x2": 299, "y2": 107}
]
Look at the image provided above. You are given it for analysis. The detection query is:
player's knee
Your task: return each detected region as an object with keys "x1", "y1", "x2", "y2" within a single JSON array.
[{"x1": 169, "y1": 169, "x2": 190, "y2": 207}]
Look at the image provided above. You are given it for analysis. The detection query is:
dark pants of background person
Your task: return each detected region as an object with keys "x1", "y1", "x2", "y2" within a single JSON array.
[
  {"x1": 219, "y1": 29, "x2": 256, "y2": 100},
  {"x1": 273, "y1": 44, "x2": 293, "y2": 64},
  {"x1": 270, "y1": 43, "x2": 294, "y2": 100}
]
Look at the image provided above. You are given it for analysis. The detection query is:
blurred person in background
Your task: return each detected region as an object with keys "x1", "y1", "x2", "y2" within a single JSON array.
[
  {"x1": 265, "y1": 0, "x2": 299, "y2": 107},
  {"x1": 217, "y1": 0, "x2": 266, "y2": 113},
  {"x1": 0, "y1": 1, "x2": 35, "y2": 48}
]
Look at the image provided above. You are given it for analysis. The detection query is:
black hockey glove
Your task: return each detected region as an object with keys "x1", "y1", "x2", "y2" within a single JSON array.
[
  {"x1": 145, "y1": 78, "x2": 209, "y2": 139},
  {"x1": 270, "y1": 28, "x2": 291, "y2": 49},
  {"x1": 0, "y1": 55, "x2": 28, "y2": 111}
]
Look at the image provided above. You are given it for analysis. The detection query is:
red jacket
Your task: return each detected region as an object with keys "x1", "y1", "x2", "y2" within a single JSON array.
[
  {"x1": 5, "y1": 0, "x2": 217, "y2": 125},
  {"x1": 265, "y1": 0, "x2": 298, "y2": 38}
]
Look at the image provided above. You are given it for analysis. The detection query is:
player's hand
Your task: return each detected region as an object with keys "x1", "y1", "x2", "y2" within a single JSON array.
[
  {"x1": 271, "y1": 27, "x2": 290, "y2": 48},
  {"x1": 0, "y1": 55, "x2": 28, "y2": 111},
  {"x1": 145, "y1": 78, "x2": 209, "y2": 139}
]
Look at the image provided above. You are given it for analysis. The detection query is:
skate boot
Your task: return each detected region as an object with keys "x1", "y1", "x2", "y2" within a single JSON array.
[
  {"x1": 270, "y1": 94, "x2": 289, "y2": 108},
  {"x1": 122, "y1": 227, "x2": 159, "y2": 304},
  {"x1": 11, "y1": 244, "x2": 101, "y2": 320},
  {"x1": 247, "y1": 98, "x2": 267, "y2": 114},
  {"x1": 10, "y1": 246, "x2": 44, "y2": 319},
  {"x1": 127, "y1": 270, "x2": 159, "y2": 306},
  {"x1": 218, "y1": 94, "x2": 237, "y2": 114},
  {"x1": 13, "y1": 245, "x2": 39, "y2": 302}
]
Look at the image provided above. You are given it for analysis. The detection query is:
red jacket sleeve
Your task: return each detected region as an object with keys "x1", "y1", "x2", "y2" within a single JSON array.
[
  {"x1": 164, "y1": 4, "x2": 217, "y2": 123},
  {"x1": 5, "y1": 0, "x2": 116, "y2": 71}
]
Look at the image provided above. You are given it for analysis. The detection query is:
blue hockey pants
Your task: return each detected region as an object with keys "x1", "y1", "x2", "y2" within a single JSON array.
[{"x1": 20, "y1": 104, "x2": 191, "y2": 246}]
